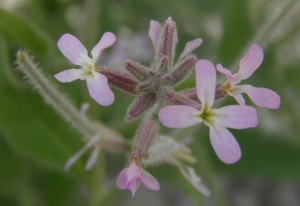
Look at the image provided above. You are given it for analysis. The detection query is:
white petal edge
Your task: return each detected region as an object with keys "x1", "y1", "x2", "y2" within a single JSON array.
[
  {"x1": 195, "y1": 60, "x2": 216, "y2": 110},
  {"x1": 159, "y1": 105, "x2": 202, "y2": 128},
  {"x1": 57, "y1": 33, "x2": 90, "y2": 65},
  {"x1": 54, "y1": 68, "x2": 90, "y2": 83},
  {"x1": 233, "y1": 85, "x2": 280, "y2": 109},
  {"x1": 211, "y1": 105, "x2": 258, "y2": 129},
  {"x1": 86, "y1": 72, "x2": 114, "y2": 106},
  {"x1": 91, "y1": 32, "x2": 116, "y2": 60},
  {"x1": 235, "y1": 44, "x2": 263, "y2": 82},
  {"x1": 209, "y1": 123, "x2": 241, "y2": 164}
]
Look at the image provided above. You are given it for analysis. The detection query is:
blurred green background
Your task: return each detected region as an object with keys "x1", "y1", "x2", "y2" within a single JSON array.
[{"x1": 0, "y1": 0, "x2": 300, "y2": 205}]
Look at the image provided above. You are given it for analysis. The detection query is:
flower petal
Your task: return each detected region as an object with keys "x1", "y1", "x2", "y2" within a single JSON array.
[
  {"x1": 235, "y1": 44, "x2": 263, "y2": 82},
  {"x1": 116, "y1": 168, "x2": 129, "y2": 189},
  {"x1": 57, "y1": 34, "x2": 90, "y2": 65},
  {"x1": 159, "y1": 105, "x2": 201, "y2": 128},
  {"x1": 216, "y1": 64, "x2": 237, "y2": 88},
  {"x1": 212, "y1": 105, "x2": 258, "y2": 129},
  {"x1": 91, "y1": 32, "x2": 116, "y2": 60},
  {"x1": 233, "y1": 85, "x2": 280, "y2": 109},
  {"x1": 128, "y1": 177, "x2": 142, "y2": 197},
  {"x1": 227, "y1": 91, "x2": 245, "y2": 106},
  {"x1": 54, "y1": 68, "x2": 90, "y2": 83},
  {"x1": 141, "y1": 170, "x2": 160, "y2": 191},
  {"x1": 195, "y1": 60, "x2": 216, "y2": 110},
  {"x1": 85, "y1": 146, "x2": 100, "y2": 171},
  {"x1": 148, "y1": 20, "x2": 161, "y2": 50},
  {"x1": 178, "y1": 38, "x2": 203, "y2": 61},
  {"x1": 64, "y1": 135, "x2": 99, "y2": 170},
  {"x1": 209, "y1": 123, "x2": 241, "y2": 164},
  {"x1": 86, "y1": 72, "x2": 114, "y2": 106}
]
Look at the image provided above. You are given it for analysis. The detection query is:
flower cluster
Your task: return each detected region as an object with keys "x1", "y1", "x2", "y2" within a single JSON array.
[{"x1": 55, "y1": 17, "x2": 280, "y2": 197}]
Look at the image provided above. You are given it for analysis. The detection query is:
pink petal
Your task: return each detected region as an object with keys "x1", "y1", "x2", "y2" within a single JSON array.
[
  {"x1": 57, "y1": 34, "x2": 90, "y2": 65},
  {"x1": 91, "y1": 32, "x2": 116, "y2": 60},
  {"x1": 235, "y1": 44, "x2": 263, "y2": 82},
  {"x1": 148, "y1": 20, "x2": 161, "y2": 50},
  {"x1": 212, "y1": 105, "x2": 258, "y2": 129},
  {"x1": 178, "y1": 38, "x2": 203, "y2": 60},
  {"x1": 228, "y1": 92, "x2": 245, "y2": 106},
  {"x1": 86, "y1": 72, "x2": 114, "y2": 106},
  {"x1": 216, "y1": 64, "x2": 237, "y2": 88},
  {"x1": 54, "y1": 68, "x2": 89, "y2": 82},
  {"x1": 209, "y1": 123, "x2": 241, "y2": 164},
  {"x1": 141, "y1": 170, "x2": 160, "y2": 191},
  {"x1": 128, "y1": 178, "x2": 142, "y2": 197},
  {"x1": 159, "y1": 105, "x2": 201, "y2": 128},
  {"x1": 116, "y1": 168, "x2": 129, "y2": 189},
  {"x1": 233, "y1": 85, "x2": 280, "y2": 109},
  {"x1": 126, "y1": 162, "x2": 141, "y2": 183},
  {"x1": 195, "y1": 60, "x2": 216, "y2": 110}
]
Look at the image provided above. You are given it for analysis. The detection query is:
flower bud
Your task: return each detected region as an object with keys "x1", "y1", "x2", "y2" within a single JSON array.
[
  {"x1": 125, "y1": 93, "x2": 157, "y2": 121},
  {"x1": 169, "y1": 55, "x2": 197, "y2": 86},
  {"x1": 125, "y1": 60, "x2": 149, "y2": 81},
  {"x1": 155, "y1": 17, "x2": 177, "y2": 73},
  {"x1": 100, "y1": 66, "x2": 138, "y2": 95},
  {"x1": 133, "y1": 121, "x2": 158, "y2": 157}
]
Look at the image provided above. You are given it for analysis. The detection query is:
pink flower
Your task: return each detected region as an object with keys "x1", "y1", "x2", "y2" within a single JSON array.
[
  {"x1": 159, "y1": 60, "x2": 258, "y2": 164},
  {"x1": 116, "y1": 155, "x2": 160, "y2": 197},
  {"x1": 55, "y1": 32, "x2": 116, "y2": 106},
  {"x1": 217, "y1": 44, "x2": 280, "y2": 109}
]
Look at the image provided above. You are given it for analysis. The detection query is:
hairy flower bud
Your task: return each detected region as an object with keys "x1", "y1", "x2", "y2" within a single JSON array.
[
  {"x1": 125, "y1": 93, "x2": 157, "y2": 121},
  {"x1": 169, "y1": 55, "x2": 197, "y2": 86},
  {"x1": 125, "y1": 60, "x2": 149, "y2": 81},
  {"x1": 177, "y1": 88, "x2": 199, "y2": 103},
  {"x1": 162, "y1": 91, "x2": 201, "y2": 110},
  {"x1": 156, "y1": 17, "x2": 177, "y2": 73},
  {"x1": 133, "y1": 121, "x2": 158, "y2": 157},
  {"x1": 99, "y1": 66, "x2": 139, "y2": 95}
]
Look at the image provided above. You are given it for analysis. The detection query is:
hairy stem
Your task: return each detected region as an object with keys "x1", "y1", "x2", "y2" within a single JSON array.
[{"x1": 16, "y1": 50, "x2": 97, "y2": 136}]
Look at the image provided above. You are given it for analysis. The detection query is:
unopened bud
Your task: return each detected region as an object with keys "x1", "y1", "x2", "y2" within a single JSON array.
[
  {"x1": 215, "y1": 83, "x2": 227, "y2": 100},
  {"x1": 126, "y1": 93, "x2": 157, "y2": 121},
  {"x1": 163, "y1": 91, "x2": 201, "y2": 110},
  {"x1": 100, "y1": 66, "x2": 138, "y2": 95},
  {"x1": 125, "y1": 60, "x2": 149, "y2": 81},
  {"x1": 169, "y1": 55, "x2": 197, "y2": 86},
  {"x1": 133, "y1": 121, "x2": 158, "y2": 157},
  {"x1": 155, "y1": 17, "x2": 177, "y2": 73}
]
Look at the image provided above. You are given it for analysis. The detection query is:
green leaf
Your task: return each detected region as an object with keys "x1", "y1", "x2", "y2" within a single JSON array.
[
  {"x1": 0, "y1": 8, "x2": 48, "y2": 54},
  {"x1": 0, "y1": 34, "x2": 84, "y2": 177}
]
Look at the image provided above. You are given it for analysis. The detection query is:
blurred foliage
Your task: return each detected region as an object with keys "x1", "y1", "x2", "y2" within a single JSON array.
[{"x1": 0, "y1": 0, "x2": 300, "y2": 205}]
